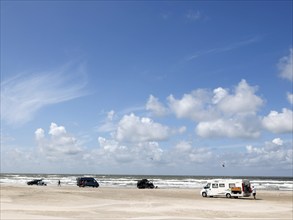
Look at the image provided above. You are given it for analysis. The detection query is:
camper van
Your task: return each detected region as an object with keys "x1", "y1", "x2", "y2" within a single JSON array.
[{"x1": 200, "y1": 179, "x2": 252, "y2": 198}]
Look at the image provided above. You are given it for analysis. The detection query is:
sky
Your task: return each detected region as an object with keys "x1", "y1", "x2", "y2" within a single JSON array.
[{"x1": 1, "y1": 0, "x2": 292, "y2": 176}]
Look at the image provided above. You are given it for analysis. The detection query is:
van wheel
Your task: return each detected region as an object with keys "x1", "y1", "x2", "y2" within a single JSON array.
[
  {"x1": 226, "y1": 193, "x2": 231, "y2": 198},
  {"x1": 202, "y1": 192, "x2": 207, "y2": 197}
]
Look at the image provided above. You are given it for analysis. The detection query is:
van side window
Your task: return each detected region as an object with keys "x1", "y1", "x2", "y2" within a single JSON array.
[
  {"x1": 229, "y1": 183, "x2": 235, "y2": 188},
  {"x1": 212, "y1": 183, "x2": 218, "y2": 188},
  {"x1": 219, "y1": 183, "x2": 225, "y2": 187}
]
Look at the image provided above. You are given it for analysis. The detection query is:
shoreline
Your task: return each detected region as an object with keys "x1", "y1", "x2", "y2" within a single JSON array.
[
  {"x1": 1, "y1": 173, "x2": 293, "y2": 191},
  {"x1": 1, "y1": 184, "x2": 292, "y2": 219},
  {"x1": 1, "y1": 182, "x2": 293, "y2": 191}
]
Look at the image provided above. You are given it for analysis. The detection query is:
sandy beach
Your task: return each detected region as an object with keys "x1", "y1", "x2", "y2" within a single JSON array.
[{"x1": 1, "y1": 184, "x2": 292, "y2": 220}]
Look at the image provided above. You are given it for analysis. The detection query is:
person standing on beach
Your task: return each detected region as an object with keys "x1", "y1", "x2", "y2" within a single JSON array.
[
  {"x1": 58, "y1": 180, "x2": 61, "y2": 187},
  {"x1": 252, "y1": 186, "x2": 256, "y2": 199}
]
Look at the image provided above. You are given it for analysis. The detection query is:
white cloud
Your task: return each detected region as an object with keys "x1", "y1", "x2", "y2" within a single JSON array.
[
  {"x1": 262, "y1": 108, "x2": 293, "y2": 133},
  {"x1": 116, "y1": 113, "x2": 170, "y2": 142},
  {"x1": 165, "y1": 80, "x2": 264, "y2": 139},
  {"x1": 1, "y1": 63, "x2": 87, "y2": 126},
  {"x1": 215, "y1": 79, "x2": 264, "y2": 115},
  {"x1": 49, "y1": 123, "x2": 67, "y2": 136},
  {"x1": 278, "y1": 48, "x2": 293, "y2": 81},
  {"x1": 172, "y1": 141, "x2": 213, "y2": 164},
  {"x1": 244, "y1": 138, "x2": 292, "y2": 168},
  {"x1": 93, "y1": 137, "x2": 214, "y2": 167},
  {"x1": 98, "y1": 137, "x2": 134, "y2": 163},
  {"x1": 196, "y1": 117, "x2": 261, "y2": 138},
  {"x1": 186, "y1": 36, "x2": 261, "y2": 61},
  {"x1": 287, "y1": 93, "x2": 293, "y2": 104},
  {"x1": 167, "y1": 89, "x2": 216, "y2": 122},
  {"x1": 35, "y1": 122, "x2": 83, "y2": 160},
  {"x1": 167, "y1": 79, "x2": 263, "y2": 122},
  {"x1": 1, "y1": 147, "x2": 39, "y2": 172},
  {"x1": 174, "y1": 141, "x2": 192, "y2": 152},
  {"x1": 146, "y1": 95, "x2": 168, "y2": 117},
  {"x1": 272, "y1": 138, "x2": 283, "y2": 146},
  {"x1": 212, "y1": 87, "x2": 228, "y2": 104},
  {"x1": 35, "y1": 128, "x2": 45, "y2": 141},
  {"x1": 95, "y1": 137, "x2": 164, "y2": 164}
]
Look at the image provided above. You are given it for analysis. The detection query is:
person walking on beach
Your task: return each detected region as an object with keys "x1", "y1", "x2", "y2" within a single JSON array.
[
  {"x1": 252, "y1": 186, "x2": 256, "y2": 199},
  {"x1": 58, "y1": 180, "x2": 61, "y2": 187}
]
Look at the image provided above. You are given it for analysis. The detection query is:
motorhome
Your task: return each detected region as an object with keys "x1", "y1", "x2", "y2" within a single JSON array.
[{"x1": 200, "y1": 179, "x2": 252, "y2": 198}]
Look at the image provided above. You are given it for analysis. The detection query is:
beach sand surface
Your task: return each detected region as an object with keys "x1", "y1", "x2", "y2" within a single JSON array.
[{"x1": 1, "y1": 184, "x2": 292, "y2": 219}]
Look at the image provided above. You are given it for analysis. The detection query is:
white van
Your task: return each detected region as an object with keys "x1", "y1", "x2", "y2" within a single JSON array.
[{"x1": 200, "y1": 179, "x2": 252, "y2": 198}]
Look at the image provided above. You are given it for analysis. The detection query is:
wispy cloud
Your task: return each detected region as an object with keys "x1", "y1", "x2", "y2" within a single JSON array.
[
  {"x1": 160, "y1": 9, "x2": 207, "y2": 22},
  {"x1": 186, "y1": 10, "x2": 202, "y2": 21},
  {"x1": 278, "y1": 48, "x2": 293, "y2": 82},
  {"x1": 1, "y1": 62, "x2": 88, "y2": 126},
  {"x1": 160, "y1": 11, "x2": 172, "y2": 20},
  {"x1": 186, "y1": 36, "x2": 261, "y2": 61}
]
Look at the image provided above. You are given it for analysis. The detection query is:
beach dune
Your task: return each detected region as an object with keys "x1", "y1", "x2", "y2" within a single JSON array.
[{"x1": 1, "y1": 185, "x2": 292, "y2": 219}]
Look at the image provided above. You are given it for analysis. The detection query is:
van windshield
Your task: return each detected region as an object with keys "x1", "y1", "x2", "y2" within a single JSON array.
[{"x1": 204, "y1": 183, "x2": 210, "y2": 189}]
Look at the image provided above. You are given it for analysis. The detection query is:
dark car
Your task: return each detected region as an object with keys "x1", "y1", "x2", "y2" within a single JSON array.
[
  {"x1": 77, "y1": 177, "x2": 99, "y2": 188},
  {"x1": 27, "y1": 179, "x2": 47, "y2": 186},
  {"x1": 137, "y1": 179, "x2": 155, "y2": 189}
]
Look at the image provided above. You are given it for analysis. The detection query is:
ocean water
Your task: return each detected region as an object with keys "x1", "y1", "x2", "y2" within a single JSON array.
[{"x1": 0, "y1": 173, "x2": 292, "y2": 191}]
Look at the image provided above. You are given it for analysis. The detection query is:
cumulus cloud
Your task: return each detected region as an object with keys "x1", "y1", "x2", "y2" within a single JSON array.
[
  {"x1": 95, "y1": 137, "x2": 164, "y2": 164},
  {"x1": 164, "y1": 80, "x2": 264, "y2": 139},
  {"x1": 278, "y1": 48, "x2": 293, "y2": 81},
  {"x1": 212, "y1": 87, "x2": 228, "y2": 104},
  {"x1": 272, "y1": 138, "x2": 283, "y2": 146},
  {"x1": 93, "y1": 136, "x2": 214, "y2": 167},
  {"x1": 172, "y1": 141, "x2": 213, "y2": 164},
  {"x1": 35, "y1": 122, "x2": 83, "y2": 160},
  {"x1": 167, "y1": 79, "x2": 263, "y2": 123},
  {"x1": 1, "y1": 63, "x2": 88, "y2": 126},
  {"x1": 245, "y1": 138, "x2": 292, "y2": 168},
  {"x1": 196, "y1": 116, "x2": 261, "y2": 138},
  {"x1": 146, "y1": 95, "x2": 168, "y2": 117},
  {"x1": 49, "y1": 123, "x2": 67, "y2": 136},
  {"x1": 215, "y1": 79, "x2": 264, "y2": 115},
  {"x1": 262, "y1": 108, "x2": 293, "y2": 133},
  {"x1": 35, "y1": 128, "x2": 45, "y2": 141},
  {"x1": 116, "y1": 113, "x2": 170, "y2": 142},
  {"x1": 1, "y1": 147, "x2": 39, "y2": 172},
  {"x1": 167, "y1": 89, "x2": 216, "y2": 122},
  {"x1": 98, "y1": 137, "x2": 134, "y2": 163}
]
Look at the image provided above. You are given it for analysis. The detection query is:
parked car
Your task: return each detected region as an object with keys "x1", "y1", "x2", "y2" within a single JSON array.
[
  {"x1": 137, "y1": 179, "x2": 155, "y2": 189},
  {"x1": 27, "y1": 179, "x2": 47, "y2": 186},
  {"x1": 76, "y1": 177, "x2": 99, "y2": 188}
]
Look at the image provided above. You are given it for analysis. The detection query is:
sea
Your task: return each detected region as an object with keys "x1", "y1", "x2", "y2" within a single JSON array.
[{"x1": 0, "y1": 173, "x2": 292, "y2": 191}]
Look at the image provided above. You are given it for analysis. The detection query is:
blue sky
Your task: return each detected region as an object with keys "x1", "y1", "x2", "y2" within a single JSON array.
[{"x1": 1, "y1": 1, "x2": 292, "y2": 176}]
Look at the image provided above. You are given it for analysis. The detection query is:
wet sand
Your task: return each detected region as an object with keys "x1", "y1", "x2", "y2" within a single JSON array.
[{"x1": 1, "y1": 184, "x2": 292, "y2": 219}]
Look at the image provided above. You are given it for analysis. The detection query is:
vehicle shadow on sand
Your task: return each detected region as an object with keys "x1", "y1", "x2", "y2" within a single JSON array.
[{"x1": 205, "y1": 197, "x2": 263, "y2": 201}]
